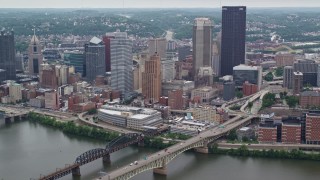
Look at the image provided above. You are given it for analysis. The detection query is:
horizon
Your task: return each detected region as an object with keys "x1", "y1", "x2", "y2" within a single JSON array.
[{"x1": 1, "y1": 0, "x2": 320, "y2": 8}]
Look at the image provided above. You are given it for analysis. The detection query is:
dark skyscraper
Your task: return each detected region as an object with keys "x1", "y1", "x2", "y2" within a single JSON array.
[
  {"x1": 220, "y1": 6, "x2": 246, "y2": 76},
  {"x1": 0, "y1": 30, "x2": 16, "y2": 80},
  {"x1": 85, "y1": 37, "x2": 106, "y2": 81}
]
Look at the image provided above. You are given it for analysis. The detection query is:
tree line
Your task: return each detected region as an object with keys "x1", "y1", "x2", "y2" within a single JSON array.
[
  {"x1": 27, "y1": 112, "x2": 119, "y2": 141},
  {"x1": 209, "y1": 144, "x2": 320, "y2": 161}
]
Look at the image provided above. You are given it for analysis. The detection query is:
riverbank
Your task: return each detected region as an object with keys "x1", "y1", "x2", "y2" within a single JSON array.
[
  {"x1": 28, "y1": 112, "x2": 119, "y2": 141},
  {"x1": 209, "y1": 143, "x2": 320, "y2": 161},
  {"x1": 28, "y1": 112, "x2": 177, "y2": 149}
]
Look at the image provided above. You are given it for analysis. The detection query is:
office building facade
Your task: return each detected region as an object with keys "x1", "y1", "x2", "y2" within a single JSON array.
[
  {"x1": 192, "y1": 18, "x2": 213, "y2": 86},
  {"x1": 0, "y1": 30, "x2": 16, "y2": 80},
  {"x1": 233, "y1": 65, "x2": 262, "y2": 89},
  {"x1": 293, "y1": 71, "x2": 303, "y2": 95},
  {"x1": 110, "y1": 31, "x2": 133, "y2": 94},
  {"x1": 142, "y1": 53, "x2": 162, "y2": 103},
  {"x1": 85, "y1": 37, "x2": 106, "y2": 81},
  {"x1": 221, "y1": 6, "x2": 247, "y2": 76},
  {"x1": 64, "y1": 51, "x2": 85, "y2": 77},
  {"x1": 148, "y1": 38, "x2": 167, "y2": 60},
  {"x1": 283, "y1": 66, "x2": 293, "y2": 89}
]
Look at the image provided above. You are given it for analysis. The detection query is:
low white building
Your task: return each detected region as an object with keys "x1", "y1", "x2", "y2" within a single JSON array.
[{"x1": 98, "y1": 105, "x2": 163, "y2": 130}]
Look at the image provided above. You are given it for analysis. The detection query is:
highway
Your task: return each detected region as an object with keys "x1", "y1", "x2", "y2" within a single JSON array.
[
  {"x1": 103, "y1": 115, "x2": 255, "y2": 180},
  {"x1": 218, "y1": 143, "x2": 320, "y2": 151}
]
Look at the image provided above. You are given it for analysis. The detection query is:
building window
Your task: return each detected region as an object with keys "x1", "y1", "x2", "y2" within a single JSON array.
[{"x1": 34, "y1": 46, "x2": 37, "y2": 52}]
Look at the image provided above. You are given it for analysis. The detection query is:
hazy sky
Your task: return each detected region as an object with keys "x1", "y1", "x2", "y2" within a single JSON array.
[{"x1": 1, "y1": 0, "x2": 320, "y2": 8}]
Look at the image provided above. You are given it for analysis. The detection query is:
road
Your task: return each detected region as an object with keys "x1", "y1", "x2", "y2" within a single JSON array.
[
  {"x1": 218, "y1": 143, "x2": 320, "y2": 151},
  {"x1": 165, "y1": 30, "x2": 173, "y2": 41},
  {"x1": 103, "y1": 115, "x2": 254, "y2": 180}
]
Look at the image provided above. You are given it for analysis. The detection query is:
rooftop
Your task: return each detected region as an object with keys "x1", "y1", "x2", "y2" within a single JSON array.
[{"x1": 233, "y1": 64, "x2": 261, "y2": 71}]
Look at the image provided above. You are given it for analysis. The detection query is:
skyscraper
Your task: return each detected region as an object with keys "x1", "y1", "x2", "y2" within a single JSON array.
[
  {"x1": 0, "y1": 30, "x2": 16, "y2": 80},
  {"x1": 192, "y1": 18, "x2": 213, "y2": 87},
  {"x1": 148, "y1": 38, "x2": 167, "y2": 60},
  {"x1": 28, "y1": 34, "x2": 43, "y2": 75},
  {"x1": 221, "y1": 6, "x2": 247, "y2": 76},
  {"x1": 142, "y1": 53, "x2": 162, "y2": 103},
  {"x1": 102, "y1": 35, "x2": 115, "y2": 72},
  {"x1": 110, "y1": 31, "x2": 133, "y2": 94},
  {"x1": 85, "y1": 37, "x2": 106, "y2": 81}
]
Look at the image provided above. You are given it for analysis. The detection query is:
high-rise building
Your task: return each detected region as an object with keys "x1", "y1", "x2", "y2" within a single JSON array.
[
  {"x1": 275, "y1": 54, "x2": 295, "y2": 67},
  {"x1": 161, "y1": 58, "x2": 175, "y2": 82},
  {"x1": 40, "y1": 64, "x2": 57, "y2": 89},
  {"x1": 293, "y1": 71, "x2": 303, "y2": 95},
  {"x1": 110, "y1": 31, "x2": 133, "y2": 94},
  {"x1": 102, "y1": 35, "x2": 115, "y2": 72},
  {"x1": 223, "y1": 81, "x2": 235, "y2": 101},
  {"x1": 28, "y1": 34, "x2": 43, "y2": 75},
  {"x1": 148, "y1": 38, "x2": 167, "y2": 60},
  {"x1": 168, "y1": 89, "x2": 184, "y2": 110},
  {"x1": 306, "y1": 112, "x2": 320, "y2": 144},
  {"x1": 85, "y1": 37, "x2": 106, "y2": 81},
  {"x1": 45, "y1": 91, "x2": 59, "y2": 110},
  {"x1": 283, "y1": 66, "x2": 293, "y2": 89},
  {"x1": 55, "y1": 65, "x2": 69, "y2": 86},
  {"x1": 64, "y1": 50, "x2": 85, "y2": 77},
  {"x1": 178, "y1": 45, "x2": 191, "y2": 61},
  {"x1": 212, "y1": 32, "x2": 221, "y2": 76},
  {"x1": 8, "y1": 81, "x2": 22, "y2": 103},
  {"x1": 142, "y1": 53, "x2": 162, "y2": 103},
  {"x1": 0, "y1": 30, "x2": 16, "y2": 80},
  {"x1": 293, "y1": 59, "x2": 318, "y2": 86},
  {"x1": 193, "y1": 18, "x2": 213, "y2": 86},
  {"x1": 221, "y1": 6, "x2": 247, "y2": 76}
]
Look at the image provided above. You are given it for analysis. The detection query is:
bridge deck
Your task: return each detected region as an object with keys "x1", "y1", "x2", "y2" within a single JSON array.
[
  {"x1": 39, "y1": 164, "x2": 79, "y2": 180},
  {"x1": 104, "y1": 115, "x2": 256, "y2": 180}
]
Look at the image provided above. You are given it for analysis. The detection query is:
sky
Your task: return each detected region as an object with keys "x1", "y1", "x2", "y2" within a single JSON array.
[{"x1": 1, "y1": 0, "x2": 320, "y2": 8}]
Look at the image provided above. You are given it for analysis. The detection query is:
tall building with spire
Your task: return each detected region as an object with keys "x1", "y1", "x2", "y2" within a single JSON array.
[
  {"x1": 142, "y1": 53, "x2": 162, "y2": 103},
  {"x1": 28, "y1": 32, "x2": 43, "y2": 75},
  {"x1": 0, "y1": 30, "x2": 16, "y2": 81}
]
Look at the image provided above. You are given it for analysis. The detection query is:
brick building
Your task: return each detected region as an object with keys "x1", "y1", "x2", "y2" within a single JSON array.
[
  {"x1": 168, "y1": 89, "x2": 184, "y2": 110},
  {"x1": 242, "y1": 81, "x2": 258, "y2": 96},
  {"x1": 258, "y1": 124, "x2": 277, "y2": 143},
  {"x1": 281, "y1": 122, "x2": 301, "y2": 144},
  {"x1": 299, "y1": 91, "x2": 320, "y2": 108},
  {"x1": 306, "y1": 112, "x2": 320, "y2": 144},
  {"x1": 275, "y1": 54, "x2": 295, "y2": 67}
]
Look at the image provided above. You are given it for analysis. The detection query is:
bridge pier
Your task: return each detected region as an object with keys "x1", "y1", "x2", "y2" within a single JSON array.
[
  {"x1": 138, "y1": 140, "x2": 145, "y2": 147},
  {"x1": 194, "y1": 140, "x2": 209, "y2": 154},
  {"x1": 5, "y1": 117, "x2": 12, "y2": 124},
  {"x1": 103, "y1": 153, "x2": 111, "y2": 163},
  {"x1": 72, "y1": 166, "x2": 81, "y2": 176},
  {"x1": 153, "y1": 165, "x2": 167, "y2": 175}
]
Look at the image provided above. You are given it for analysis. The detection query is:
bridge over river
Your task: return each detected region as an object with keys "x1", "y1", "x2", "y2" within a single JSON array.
[{"x1": 103, "y1": 115, "x2": 257, "y2": 180}]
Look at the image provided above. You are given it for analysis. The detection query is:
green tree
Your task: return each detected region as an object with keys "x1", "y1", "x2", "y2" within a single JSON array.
[
  {"x1": 275, "y1": 67, "x2": 284, "y2": 77},
  {"x1": 248, "y1": 102, "x2": 253, "y2": 109},
  {"x1": 227, "y1": 129, "x2": 237, "y2": 141},
  {"x1": 236, "y1": 90, "x2": 243, "y2": 98},
  {"x1": 264, "y1": 72, "x2": 274, "y2": 81},
  {"x1": 286, "y1": 96, "x2": 299, "y2": 108}
]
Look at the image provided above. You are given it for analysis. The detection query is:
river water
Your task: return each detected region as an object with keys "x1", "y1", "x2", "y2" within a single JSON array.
[{"x1": 1, "y1": 120, "x2": 320, "y2": 180}]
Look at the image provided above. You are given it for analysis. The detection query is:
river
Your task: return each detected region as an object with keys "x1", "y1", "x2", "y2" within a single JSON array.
[{"x1": 0, "y1": 120, "x2": 320, "y2": 180}]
